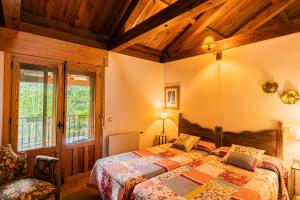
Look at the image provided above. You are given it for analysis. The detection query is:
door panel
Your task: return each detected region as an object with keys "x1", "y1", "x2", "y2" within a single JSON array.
[
  {"x1": 10, "y1": 55, "x2": 64, "y2": 176},
  {"x1": 60, "y1": 63, "x2": 103, "y2": 179}
]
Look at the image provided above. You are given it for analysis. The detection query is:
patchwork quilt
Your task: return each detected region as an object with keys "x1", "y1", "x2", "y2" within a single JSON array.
[
  {"x1": 132, "y1": 154, "x2": 289, "y2": 200},
  {"x1": 89, "y1": 144, "x2": 209, "y2": 200}
]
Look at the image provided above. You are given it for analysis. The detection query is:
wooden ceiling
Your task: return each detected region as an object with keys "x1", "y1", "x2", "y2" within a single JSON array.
[{"x1": 1, "y1": 0, "x2": 300, "y2": 63}]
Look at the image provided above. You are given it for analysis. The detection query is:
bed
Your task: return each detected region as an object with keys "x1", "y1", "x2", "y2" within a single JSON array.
[
  {"x1": 132, "y1": 122, "x2": 289, "y2": 200},
  {"x1": 88, "y1": 114, "x2": 218, "y2": 200}
]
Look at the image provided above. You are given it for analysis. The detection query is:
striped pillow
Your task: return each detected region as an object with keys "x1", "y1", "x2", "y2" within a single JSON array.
[
  {"x1": 194, "y1": 141, "x2": 216, "y2": 153},
  {"x1": 223, "y1": 145, "x2": 265, "y2": 171},
  {"x1": 211, "y1": 146, "x2": 230, "y2": 157}
]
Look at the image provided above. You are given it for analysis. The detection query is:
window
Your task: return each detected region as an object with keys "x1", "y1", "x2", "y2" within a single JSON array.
[
  {"x1": 65, "y1": 73, "x2": 95, "y2": 143},
  {"x1": 18, "y1": 65, "x2": 57, "y2": 151}
]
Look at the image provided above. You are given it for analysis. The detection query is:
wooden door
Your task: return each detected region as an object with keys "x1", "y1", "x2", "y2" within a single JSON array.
[
  {"x1": 9, "y1": 55, "x2": 64, "y2": 175},
  {"x1": 60, "y1": 63, "x2": 103, "y2": 181}
]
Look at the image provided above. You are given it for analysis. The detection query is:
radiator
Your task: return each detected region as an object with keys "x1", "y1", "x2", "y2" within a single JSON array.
[{"x1": 107, "y1": 132, "x2": 140, "y2": 156}]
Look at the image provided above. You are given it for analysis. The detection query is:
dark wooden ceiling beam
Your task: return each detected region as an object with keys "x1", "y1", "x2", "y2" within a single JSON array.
[
  {"x1": 235, "y1": 0, "x2": 295, "y2": 35},
  {"x1": 163, "y1": 17, "x2": 300, "y2": 62},
  {"x1": 109, "y1": 0, "x2": 228, "y2": 52},
  {"x1": 165, "y1": 0, "x2": 238, "y2": 56},
  {"x1": 111, "y1": 0, "x2": 140, "y2": 38},
  {"x1": 1, "y1": 0, "x2": 20, "y2": 29}
]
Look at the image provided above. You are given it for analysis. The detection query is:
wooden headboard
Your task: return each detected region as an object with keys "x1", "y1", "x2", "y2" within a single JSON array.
[
  {"x1": 178, "y1": 113, "x2": 217, "y2": 144},
  {"x1": 215, "y1": 121, "x2": 283, "y2": 159}
]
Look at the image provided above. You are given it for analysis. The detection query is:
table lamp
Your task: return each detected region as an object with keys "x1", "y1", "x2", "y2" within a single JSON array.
[{"x1": 160, "y1": 111, "x2": 168, "y2": 135}]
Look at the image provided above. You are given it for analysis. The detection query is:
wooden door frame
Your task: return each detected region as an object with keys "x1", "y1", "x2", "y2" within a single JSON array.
[
  {"x1": 2, "y1": 52, "x2": 104, "y2": 177},
  {"x1": 3, "y1": 53, "x2": 64, "y2": 147}
]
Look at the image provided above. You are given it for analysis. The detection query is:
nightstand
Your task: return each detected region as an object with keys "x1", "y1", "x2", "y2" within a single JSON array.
[
  {"x1": 292, "y1": 161, "x2": 300, "y2": 198},
  {"x1": 158, "y1": 134, "x2": 168, "y2": 145}
]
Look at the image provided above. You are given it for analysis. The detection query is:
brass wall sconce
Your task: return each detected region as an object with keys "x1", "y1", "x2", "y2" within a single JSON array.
[{"x1": 201, "y1": 35, "x2": 222, "y2": 60}]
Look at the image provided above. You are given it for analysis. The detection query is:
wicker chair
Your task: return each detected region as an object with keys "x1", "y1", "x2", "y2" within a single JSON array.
[{"x1": 0, "y1": 144, "x2": 60, "y2": 200}]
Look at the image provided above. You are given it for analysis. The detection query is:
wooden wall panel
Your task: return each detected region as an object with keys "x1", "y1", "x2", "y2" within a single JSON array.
[
  {"x1": 62, "y1": 149, "x2": 73, "y2": 177},
  {"x1": 88, "y1": 145, "x2": 95, "y2": 170},
  {"x1": 78, "y1": 147, "x2": 84, "y2": 173},
  {"x1": 0, "y1": 28, "x2": 107, "y2": 67}
]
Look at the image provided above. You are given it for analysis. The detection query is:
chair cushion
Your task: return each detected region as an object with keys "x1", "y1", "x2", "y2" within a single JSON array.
[{"x1": 0, "y1": 178, "x2": 55, "y2": 200}]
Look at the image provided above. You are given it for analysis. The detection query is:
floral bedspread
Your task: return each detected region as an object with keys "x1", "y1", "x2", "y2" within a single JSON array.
[
  {"x1": 132, "y1": 154, "x2": 290, "y2": 200},
  {"x1": 89, "y1": 144, "x2": 209, "y2": 200}
]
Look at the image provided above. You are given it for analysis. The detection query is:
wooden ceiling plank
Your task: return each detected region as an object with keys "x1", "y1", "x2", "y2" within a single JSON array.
[
  {"x1": 109, "y1": 0, "x2": 228, "y2": 52},
  {"x1": 64, "y1": 0, "x2": 82, "y2": 25},
  {"x1": 235, "y1": 0, "x2": 295, "y2": 35},
  {"x1": 119, "y1": 47, "x2": 161, "y2": 62},
  {"x1": 271, "y1": 0, "x2": 290, "y2": 22},
  {"x1": 122, "y1": 0, "x2": 152, "y2": 32},
  {"x1": 279, "y1": 11, "x2": 290, "y2": 22},
  {"x1": 164, "y1": 17, "x2": 300, "y2": 62},
  {"x1": 93, "y1": 0, "x2": 125, "y2": 34},
  {"x1": 21, "y1": 12, "x2": 110, "y2": 42},
  {"x1": 104, "y1": 0, "x2": 132, "y2": 36},
  {"x1": 166, "y1": 0, "x2": 237, "y2": 56},
  {"x1": 159, "y1": 0, "x2": 175, "y2": 6},
  {"x1": 74, "y1": 0, "x2": 94, "y2": 28},
  {"x1": 111, "y1": 0, "x2": 140, "y2": 38},
  {"x1": 130, "y1": 44, "x2": 162, "y2": 56},
  {"x1": 1, "y1": 0, "x2": 20, "y2": 29},
  {"x1": 20, "y1": 22, "x2": 107, "y2": 50},
  {"x1": 119, "y1": 44, "x2": 162, "y2": 62},
  {"x1": 132, "y1": 0, "x2": 157, "y2": 28},
  {"x1": 0, "y1": 1, "x2": 4, "y2": 26},
  {"x1": 207, "y1": 26, "x2": 226, "y2": 39}
]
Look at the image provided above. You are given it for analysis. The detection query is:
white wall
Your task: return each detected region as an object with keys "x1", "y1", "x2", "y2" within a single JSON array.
[
  {"x1": 104, "y1": 52, "x2": 164, "y2": 156},
  {"x1": 164, "y1": 32, "x2": 300, "y2": 195},
  {"x1": 0, "y1": 51, "x2": 4, "y2": 145}
]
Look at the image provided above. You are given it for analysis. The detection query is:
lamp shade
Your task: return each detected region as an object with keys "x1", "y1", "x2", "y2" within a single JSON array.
[
  {"x1": 296, "y1": 128, "x2": 300, "y2": 141},
  {"x1": 160, "y1": 111, "x2": 168, "y2": 119},
  {"x1": 201, "y1": 36, "x2": 217, "y2": 51}
]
